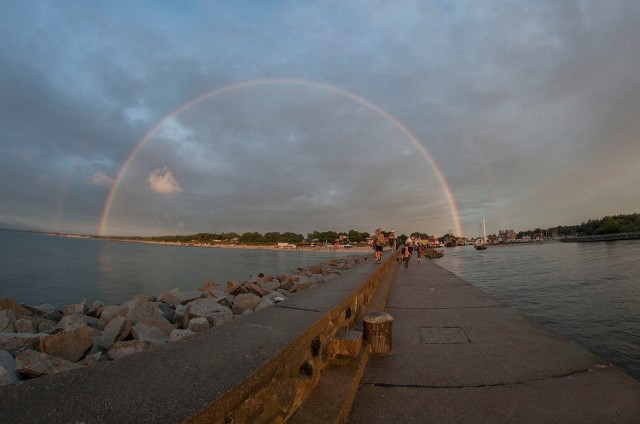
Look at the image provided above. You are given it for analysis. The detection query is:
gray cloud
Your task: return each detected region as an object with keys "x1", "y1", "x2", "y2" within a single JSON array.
[{"x1": 1, "y1": 1, "x2": 639, "y2": 237}]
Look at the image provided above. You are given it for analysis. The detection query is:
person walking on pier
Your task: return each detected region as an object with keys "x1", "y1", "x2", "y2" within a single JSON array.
[
  {"x1": 401, "y1": 243, "x2": 411, "y2": 271},
  {"x1": 373, "y1": 228, "x2": 385, "y2": 262},
  {"x1": 388, "y1": 229, "x2": 397, "y2": 252},
  {"x1": 416, "y1": 243, "x2": 424, "y2": 263}
]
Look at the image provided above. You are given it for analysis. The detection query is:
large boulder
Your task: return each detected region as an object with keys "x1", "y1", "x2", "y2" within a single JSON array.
[
  {"x1": 15, "y1": 349, "x2": 83, "y2": 379},
  {"x1": 0, "y1": 333, "x2": 44, "y2": 352},
  {"x1": 0, "y1": 298, "x2": 33, "y2": 317},
  {"x1": 232, "y1": 293, "x2": 261, "y2": 315},
  {"x1": 14, "y1": 318, "x2": 36, "y2": 334},
  {"x1": 308, "y1": 265, "x2": 323, "y2": 275},
  {"x1": 22, "y1": 303, "x2": 62, "y2": 321},
  {"x1": 38, "y1": 321, "x2": 57, "y2": 334},
  {"x1": 0, "y1": 350, "x2": 20, "y2": 386},
  {"x1": 225, "y1": 281, "x2": 242, "y2": 296},
  {"x1": 187, "y1": 298, "x2": 232, "y2": 319},
  {"x1": 62, "y1": 299, "x2": 88, "y2": 316},
  {"x1": 99, "y1": 305, "x2": 129, "y2": 325},
  {"x1": 241, "y1": 282, "x2": 271, "y2": 297},
  {"x1": 40, "y1": 325, "x2": 97, "y2": 362},
  {"x1": 127, "y1": 299, "x2": 174, "y2": 335},
  {"x1": 87, "y1": 300, "x2": 104, "y2": 318},
  {"x1": 107, "y1": 340, "x2": 151, "y2": 360},
  {"x1": 159, "y1": 289, "x2": 202, "y2": 308},
  {"x1": 279, "y1": 275, "x2": 299, "y2": 291},
  {"x1": 127, "y1": 299, "x2": 165, "y2": 322},
  {"x1": 97, "y1": 316, "x2": 133, "y2": 350},
  {"x1": 130, "y1": 323, "x2": 169, "y2": 346},
  {"x1": 257, "y1": 280, "x2": 281, "y2": 292},
  {"x1": 201, "y1": 286, "x2": 229, "y2": 302},
  {"x1": 256, "y1": 292, "x2": 287, "y2": 312},
  {"x1": 58, "y1": 313, "x2": 104, "y2": 331},
  {"x1": 0, "y1": 309, "x2": 17, "y2": 332},
  {"x1": 187, "y1": 317, "x2": 209, "y2": 333}
]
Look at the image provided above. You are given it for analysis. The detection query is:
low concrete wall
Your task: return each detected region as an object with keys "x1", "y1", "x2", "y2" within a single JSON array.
[{"x1": 0, "y1": 254, "x2": 396, "y2": 423}]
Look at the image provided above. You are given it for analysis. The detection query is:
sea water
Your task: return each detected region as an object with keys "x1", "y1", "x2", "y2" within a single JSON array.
[
  {"x1": 0, "y1": 229, "x2": 352, "y2": 308},
  {"x1": 435, "y1": 240, "x2": 640, "y2": 382}
]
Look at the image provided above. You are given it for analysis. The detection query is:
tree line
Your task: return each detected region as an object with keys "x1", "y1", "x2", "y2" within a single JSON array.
[
  {"x1": 103, "y1": 229, "x2": 438, "y2": 245},
  {"x1": 554, "y1": 213, "x2": 640, "y2": 237}
]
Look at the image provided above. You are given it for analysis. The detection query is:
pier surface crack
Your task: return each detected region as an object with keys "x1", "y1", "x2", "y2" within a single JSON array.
[{"x1": 366, "y1": 364, "x2": 613, "y2": 390}]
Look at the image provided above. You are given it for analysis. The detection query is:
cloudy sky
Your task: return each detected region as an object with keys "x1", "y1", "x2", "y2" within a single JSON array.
[{"x1": 1, "y1": 1, "x2": 639, "y2": 238}]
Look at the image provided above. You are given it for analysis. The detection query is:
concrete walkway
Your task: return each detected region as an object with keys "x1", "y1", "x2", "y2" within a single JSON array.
[{"x1": 348, "y1": 258, "x2": 640, "y2": 423}]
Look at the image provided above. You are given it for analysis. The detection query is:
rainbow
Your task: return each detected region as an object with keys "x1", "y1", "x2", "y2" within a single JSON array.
[{"x1": 99, "y1": 78, "x2": 462, "y2": 237}]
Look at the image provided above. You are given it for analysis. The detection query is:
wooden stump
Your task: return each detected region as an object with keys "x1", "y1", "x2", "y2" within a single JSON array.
[{"x1": 363, "y1": 311, "x2": 393, "y2": 354}]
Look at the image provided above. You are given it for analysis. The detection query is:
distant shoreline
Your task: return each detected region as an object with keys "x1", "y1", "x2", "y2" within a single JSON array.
[{"x1": 42, "y1": 231, "x2": 375, "y2": 253}]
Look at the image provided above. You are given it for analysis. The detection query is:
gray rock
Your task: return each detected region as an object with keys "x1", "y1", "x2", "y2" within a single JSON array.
[
  {"x1": 87, "y1": 300, "x2": 104, "y2": 318},
  {"x1": 201, "y1": 286, "x2": 229, "y2": 302},
  {"x1": 169, "y1": 329, "x2": 195, "y2": 343},
  {"x1": 257, "y1": 280, "x2": 281, "y2": 292},
  {"x1": 291, "y1": 280, "x2": 313, "y2": 293},
  {"x1": 26, "y1": 303, "x2": 62, "y2": 321},
  {"x1": 279, "y1": 275, "x2": 299, "y2": 291},
  {"x1": 38, "y1": 320, "x2": 57, "y2": 334},
  {"x1": 130, "y1": 323, "x2": 169, "y2": 346},
  {"x1": 107, "y1": 340, "x2": 151, "y2": 360},
  {"x1": 127, "y1": 298, "x2": 165, "y2": 323},
  {"x1": 99, "y1": 305, "x2": 129, "y2": 325},
  {"x1": 225, "y1": 280, "x2": 242, "y2": 295},
  {"x1": 15, "y1": 349, "x2": 83, "y2": 378},
  {"x1": 187, "y1": 317, "x2": 209, "y2": 333},
  {"x1": 62, "y1": 299, "x2": 88, "y2": 316},
  {"x1": 0, "y1": 309, "x2": 16, "y2": 333},
  {"x1": 159, "y1": 288, "x2": 202, "y2": 308},
  {"x1": 14, "y1": 318, "x2": 36, "y2": 334},
  {"x1": 255, "y1": 296, "x2": 275, "y2": 311},
  {"x1": 98, "y1": 316, "x2": 133, "y2": 350},
  {"x1": 232, "y1": 293, "x2": 261, "y2": 315},
  {"x1": 40, "y1": 325, "x2": 97, "y2": 362},
  {"x1": 58, "y1": 313, "x2": 104, "y2": 331},
  {"x1": 125, "y1": 294, "x2": 156, "y2": 310},
  {"x1": 0, "y1": 332, "x2": 44, "y2": 352},
  {"x1": 255, "y1": 292, "x2": 286, "y2": 311},
  {"x1": 187, "y1": 298, "x2": 232, "y2": 318},
  {"x1": 0, "y1": 350, "x2": 20, "y2": 386},
  {"x1": 157, "y1": 302, "x2": 175, "y2": 323},
  {"x1": 126, "y1": 298, "x2": 174, "y2": 334}
]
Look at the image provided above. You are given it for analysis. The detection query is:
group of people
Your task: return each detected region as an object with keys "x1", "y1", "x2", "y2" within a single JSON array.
[{"x1": 372, "y1": 228, "x2": 424, "y2": 271}]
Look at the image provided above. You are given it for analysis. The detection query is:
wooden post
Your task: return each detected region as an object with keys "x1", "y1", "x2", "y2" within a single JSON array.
[{"x1": 363, "y1": 311, "x2": 393, "y2": 354}]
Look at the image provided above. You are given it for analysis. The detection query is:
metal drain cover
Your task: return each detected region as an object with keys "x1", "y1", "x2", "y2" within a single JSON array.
[{"x1": 418, "y1": 326, "x2": 470, "y2": 344}]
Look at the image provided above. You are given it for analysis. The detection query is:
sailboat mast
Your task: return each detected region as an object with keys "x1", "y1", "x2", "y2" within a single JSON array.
[{"x1": 482, "y1": 218, "x2": 487, "y2": 244}]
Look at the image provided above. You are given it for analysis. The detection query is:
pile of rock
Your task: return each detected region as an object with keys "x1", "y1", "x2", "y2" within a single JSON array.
[{"x1": 0, "y1": 255, "x2": 366, "y2": 387}]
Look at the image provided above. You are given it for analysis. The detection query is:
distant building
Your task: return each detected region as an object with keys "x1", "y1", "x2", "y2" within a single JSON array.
[{"x1": 498, "y1": 229, "x2": 516, "y2": 243}]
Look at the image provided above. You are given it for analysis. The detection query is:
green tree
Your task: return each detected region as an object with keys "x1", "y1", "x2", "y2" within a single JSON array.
[{"x1": 239, "y1": 232, "x2": 262, "y2": 243}]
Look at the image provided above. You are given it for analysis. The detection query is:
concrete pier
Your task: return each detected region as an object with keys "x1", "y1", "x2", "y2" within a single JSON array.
[{"x1": 347, "y1": 259, "x2": 640, "y2": 423}]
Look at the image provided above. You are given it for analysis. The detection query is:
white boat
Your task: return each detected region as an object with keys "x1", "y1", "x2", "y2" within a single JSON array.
[{"x1": 474, "y1": 219, "x2": 488, "y2": 250}]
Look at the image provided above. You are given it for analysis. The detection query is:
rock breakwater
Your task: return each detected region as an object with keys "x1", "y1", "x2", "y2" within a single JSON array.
[{"x1": 0, "y1": 255, "x2": 367, "y2": 387}]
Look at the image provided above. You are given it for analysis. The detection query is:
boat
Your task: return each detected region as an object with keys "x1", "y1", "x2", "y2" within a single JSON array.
[
  {"x1": 425, "y1": 248, "x2": 444, "y2": 259},
  {"x1": 474, "y1": 219, "x2": 488, "y2": 250}
]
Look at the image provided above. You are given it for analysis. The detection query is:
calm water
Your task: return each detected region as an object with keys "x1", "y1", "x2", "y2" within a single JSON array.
[
  {"x1": 435, "y1": 240, "x2": 640, "y2": 382},
  {"x1": 0, "y1": 229, "x2": 351, "y2": 308}
]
